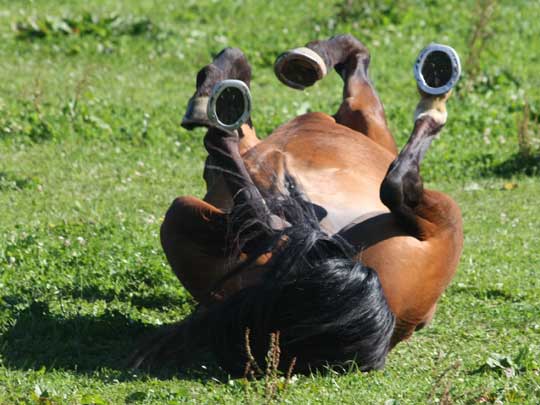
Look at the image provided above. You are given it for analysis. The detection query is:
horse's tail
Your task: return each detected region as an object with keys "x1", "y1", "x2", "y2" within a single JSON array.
[{"x1": 132, "y1": 188, "x2": 395, "y2": 375}]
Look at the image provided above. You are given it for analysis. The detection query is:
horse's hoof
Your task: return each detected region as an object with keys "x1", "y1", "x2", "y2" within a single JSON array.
[
  {"x1": 207, "y1": 79, "x2": 251, "y2": 131},
  {"x1": 414, "y1": 44, "x2": 461, "y2": 96},
  {"x1": 182, "y1": 96, "x2": 211, "y2": 130},
  {"x1": 274, "y1": 47, "x2": 327, "y2": 90}
]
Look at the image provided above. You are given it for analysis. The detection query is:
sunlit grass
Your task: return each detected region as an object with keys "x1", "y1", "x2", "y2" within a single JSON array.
[{"x1": 0, "y1": 0, "x2": 539, "y2": 403}]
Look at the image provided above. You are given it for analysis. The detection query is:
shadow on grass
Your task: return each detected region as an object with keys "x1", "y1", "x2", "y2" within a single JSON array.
[
  {"x1": 70, "y1": 284, "x2": 195, "y2": 310},
  {"x1": 0, "y1": 301, "x2": 225, "y2": 382},
  {"x1": 449, "y1": 285, "x2": 521, "y2": 302},
  {"x1": 482, "y1": 153, "x2": 540, "y2": 177}
]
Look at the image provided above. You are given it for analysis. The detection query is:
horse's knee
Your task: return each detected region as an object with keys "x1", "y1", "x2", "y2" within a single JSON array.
[
  {"x1": 160, "y1": 197, "x2": 193, "y2": 261},
  {"x1": 164, "y1": 196, "x2": 188, "y2": 219},
  {"x1": 161, "y1": 197, "x2": 226, "y2": 269},
  {"x1": 160, "y1": 196, "x2": 229, "y2": 302},
  {"x1": 381, "y1": 165, "x2": 422, "y2": 207},
  {"x1": 161, "y1": 196, "x2": 225, "y2": 243},
  {"x1": 162, "y1": 196, "x2": 197, "y2": 231}
]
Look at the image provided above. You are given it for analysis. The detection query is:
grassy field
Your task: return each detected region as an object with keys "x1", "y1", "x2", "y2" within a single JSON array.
[{"x1": 1, "y1": 0, "x2": 539, "y2": 403}]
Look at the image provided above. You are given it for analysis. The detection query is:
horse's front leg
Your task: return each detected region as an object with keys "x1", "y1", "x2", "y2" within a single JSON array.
[
  {"x1": 181, "y1": 47, "x2": 260, "y2": 209},
  {"x1": 162, "y1": 48, "x2": 266, "y2": 305},
  {"x1": 181, "y1": 47, "x2": 259, "y2": 155},
  {"x1": 163, "y1": 72, "x2": 274, "y2": 305},
  {"x1": 201, "y1": 80, "x2": 277, "y2": 235}
]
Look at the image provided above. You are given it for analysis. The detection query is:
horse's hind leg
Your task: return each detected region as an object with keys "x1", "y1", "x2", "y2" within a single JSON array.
[
  {"x1": 331, "y1": 36, "x2": 397, "y2": 155},
  {"x1": 275, "y1": 35, "x2": 397, "y2": 155},
  {"x1": 380, "y1": 88, "x2": 457, "y2": 237},
  {"x1": 376, "y1": 89, "x2": 463, "y2": 344},
  {"x1": 182, "y1": 47, "x2": 259, "y2": 155}
]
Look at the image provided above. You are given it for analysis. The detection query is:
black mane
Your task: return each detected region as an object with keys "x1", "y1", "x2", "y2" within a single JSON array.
[{"x1": 133, "y1": 185, "x2": 396, "y2": 376}]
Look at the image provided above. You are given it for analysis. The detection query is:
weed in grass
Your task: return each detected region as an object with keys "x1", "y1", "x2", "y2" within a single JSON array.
[
  {"x1": 486, "y1": 101, "x2": 540, "y2": 177},
  {"x1": 473, "y1": 347, "x2": 540, "y2": 378},
  {"x1": 334, "y1": 0, "x2": 409, "y2": 32},
  {"x1": 242, "y1": 329, "x2": 297, "y2": 404},
  {"x1": 463, "y1": 0, "x2": 498, "y2": 87},
  {"x1": 13, "y1": 13, "x2": 155, "y2": 41},
  {"x1": 0, "y1": 101, "x2": 54, "y2": 143},
  {"x1": 517, "y1": 100, "x2": 540, "y2": 159},
  {"x1": 427, "y1": 360, "x2": 461, "y2": 404},
  {"x1": 0, "y1": 171, "x2": 40, "y2": 191}
]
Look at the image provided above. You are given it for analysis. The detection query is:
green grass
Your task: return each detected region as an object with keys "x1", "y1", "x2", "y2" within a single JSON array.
[{"x1": 1, "y1": 0, "x2": 539, "y2": 403}]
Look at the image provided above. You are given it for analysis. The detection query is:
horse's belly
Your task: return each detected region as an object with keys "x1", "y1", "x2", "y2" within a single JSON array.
[
  {"x1": 244, "y1": 112, "x2": 396, "y2": 233},
  {"x1": 287, "y1": 159, "x2": 389, "y2": 233}
]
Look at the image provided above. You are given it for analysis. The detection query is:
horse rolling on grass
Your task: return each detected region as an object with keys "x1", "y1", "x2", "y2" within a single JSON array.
[{"x1": 131, "y1": 35, "x2": 464, "y2": 376}]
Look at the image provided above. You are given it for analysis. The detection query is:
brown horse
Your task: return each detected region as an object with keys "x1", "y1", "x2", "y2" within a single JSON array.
[{"x1": 135, "y1": 35, "x2": 463, "y2": 375}]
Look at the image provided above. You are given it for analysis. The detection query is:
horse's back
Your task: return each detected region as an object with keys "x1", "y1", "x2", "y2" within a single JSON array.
[{"x1": 244, "y1": 112, "x2": 395, "y2": 232}]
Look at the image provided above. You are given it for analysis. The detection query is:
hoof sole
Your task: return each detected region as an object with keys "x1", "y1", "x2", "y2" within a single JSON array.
[
  {"x1": 207, "y1": 80, "x2": 251, "y2": 131},
  {"x1": 274, "y1": 47, "x2": 327, "y2": 90},
  {"x1": 414, "y1": 43, "x2": 461, "y2": 96}
]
